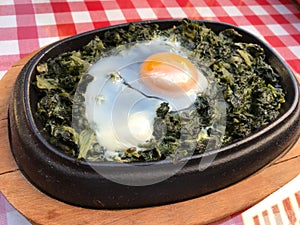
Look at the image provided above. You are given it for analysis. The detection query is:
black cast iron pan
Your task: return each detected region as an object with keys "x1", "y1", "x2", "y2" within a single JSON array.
[{"x1": 8, "y1": 20, "x2": 300, "y2": 209}]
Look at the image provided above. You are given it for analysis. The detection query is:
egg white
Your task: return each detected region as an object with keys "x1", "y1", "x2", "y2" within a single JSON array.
[{"x1": 84, "y1": 37, "x2": 208, "y2": 153}]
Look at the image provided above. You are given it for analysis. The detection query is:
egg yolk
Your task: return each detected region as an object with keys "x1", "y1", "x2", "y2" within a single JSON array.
[{"x1": 140, "y1": 52, "x2": 198, "y2": 93}]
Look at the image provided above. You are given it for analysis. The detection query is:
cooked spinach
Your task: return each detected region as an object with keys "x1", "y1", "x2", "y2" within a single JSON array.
[{"x1": 34, "y1": 19, "x2": 285, "y2": 162}]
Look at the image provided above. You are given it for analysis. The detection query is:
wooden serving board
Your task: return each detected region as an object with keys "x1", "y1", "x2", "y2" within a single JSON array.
[{"x1": 0, "y1": 51, "x2": 299, "y2": 225}]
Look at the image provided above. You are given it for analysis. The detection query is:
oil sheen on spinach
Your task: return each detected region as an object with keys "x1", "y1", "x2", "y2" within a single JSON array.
[{"x1": 34, "y1": 19, "x2": 285, "y2": 162}]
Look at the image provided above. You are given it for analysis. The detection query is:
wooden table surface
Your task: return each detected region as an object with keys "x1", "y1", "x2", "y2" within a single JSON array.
[{"x1": 0, "y1": 51, "x2": 299, "y2": 225}]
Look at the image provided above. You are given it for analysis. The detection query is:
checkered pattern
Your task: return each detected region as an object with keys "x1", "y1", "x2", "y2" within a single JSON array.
[
  {"x1": 208, "y1": 175, "x2": 300, "y2": 225},
  {"x1": 0, "y1": 0, "x2": 299, "y2": 79},
  {"x1": 241, "y1": 175, "x2": 300, "y2": 225},
  {"x1": 0, "y1": 0, "x2": 300, "y2": 224}
]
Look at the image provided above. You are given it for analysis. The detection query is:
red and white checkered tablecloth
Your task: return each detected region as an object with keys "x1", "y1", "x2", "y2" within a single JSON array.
[
  {"x1": 0, "y1": 0, "x2": 300, "y2": 80},
  {"x1": 0, "y1": 0, "x2": 300, "y2": 224}
]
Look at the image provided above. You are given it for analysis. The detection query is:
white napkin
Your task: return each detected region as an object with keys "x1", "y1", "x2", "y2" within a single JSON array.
[{"x1": 0, "y1": 192, "x2": 31, "y2": 225}]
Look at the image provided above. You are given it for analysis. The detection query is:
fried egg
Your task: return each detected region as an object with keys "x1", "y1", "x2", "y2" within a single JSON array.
[{"x1": 84, "y1": 37, "x2": 208, "y2": 156}]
